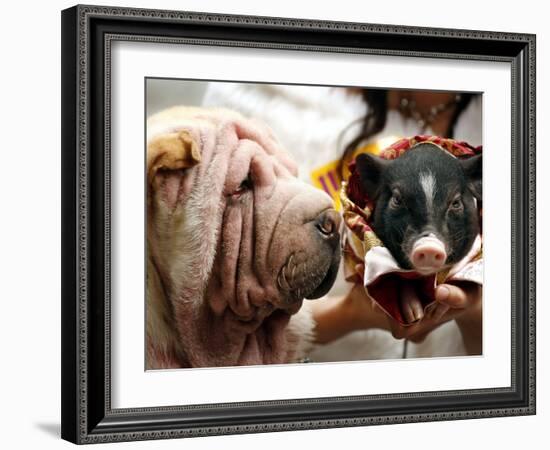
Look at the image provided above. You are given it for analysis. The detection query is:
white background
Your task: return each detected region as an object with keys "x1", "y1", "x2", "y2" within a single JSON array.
[{"x1": 0, "y1": 0, "x2": 545, "y2": 449}]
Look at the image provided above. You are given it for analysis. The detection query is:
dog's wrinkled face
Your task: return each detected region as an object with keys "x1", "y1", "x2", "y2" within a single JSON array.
[
  {"x1": 147, "y1": 107, "x2": 341, "y2": 368},
  {"x1": 208, "y1": 159, "x2": 341, "y2": 316}
]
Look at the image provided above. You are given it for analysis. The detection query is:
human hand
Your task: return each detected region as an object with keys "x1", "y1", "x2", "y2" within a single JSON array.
[
  {"x1": 385, "y1": 281, "x2": 482, "y2": 349},
  {"x1": 311, "y1": 272, "x2": 481, "y2": 354}
]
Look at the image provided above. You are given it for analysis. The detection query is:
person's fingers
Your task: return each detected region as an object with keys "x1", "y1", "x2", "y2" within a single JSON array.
[
  {"x1": 408, "y1": 285, "x2": 423, "y2": 320},
  {"x1": 408, "y1": 329, "x2": 430, "y2": 344},
  {"x1": 411, "y1": 296, "x2": 424, "y2": 322},
  {"x1": 435, "y1": 283, "x2": 468, "y2": 308},
  {"x1": 401, "y1": 300, "x2": 415, "y2": 324},
  {"x1": 387, "y1": 318, "x2": 409, "y2": 340},
  {"x1": 388, "y1": 282, "x2": 479, "y2": 341},
  {"x1": 400, "y1": 284, "x2": 423, "y2": 323},
  {"x1": 387, "y1": 284, "x2": 478, "y2": 343},
  {"x1": 432, "y1": 303, "x2": 450, "y2": 322}
]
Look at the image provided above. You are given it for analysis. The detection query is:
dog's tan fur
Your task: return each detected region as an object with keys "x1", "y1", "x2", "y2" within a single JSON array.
[{"x1": 146, "y1": 107, "x2": 338, "y2": 368}]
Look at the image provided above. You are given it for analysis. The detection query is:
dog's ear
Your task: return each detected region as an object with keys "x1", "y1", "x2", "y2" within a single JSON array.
[{"x1": 147, "y1": 130, "x2": 201, "y2": 209}]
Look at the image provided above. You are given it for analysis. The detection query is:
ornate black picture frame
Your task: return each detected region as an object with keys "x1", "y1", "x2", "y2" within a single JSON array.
[{"x1": 61, "y1": 4, "x2": 536, "y2": 444}]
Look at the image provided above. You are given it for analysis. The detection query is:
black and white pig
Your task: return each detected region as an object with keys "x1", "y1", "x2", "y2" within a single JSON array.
[{"x1": 355, "y1": 143, "x2": 482, "y2": 321}]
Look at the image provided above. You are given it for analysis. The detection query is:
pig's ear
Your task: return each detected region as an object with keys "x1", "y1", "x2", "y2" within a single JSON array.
[
  {"x1": 355, "y1": 153, "x2": 389, "y2": 199},
  {"x1": 460, "y1": 153, "x2": 482, "y2": 201},
  {"x1": 147, "y1": 130, "x2": 201, "y2": 209}
]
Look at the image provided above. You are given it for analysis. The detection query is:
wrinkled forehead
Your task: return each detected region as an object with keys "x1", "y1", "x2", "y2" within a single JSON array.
[
  {"x1": 224, "y1": 136, "x2": 299, "y2": 193},
  {"x1": 148, "y1": 109, "x2": 299, "y2": 193}
]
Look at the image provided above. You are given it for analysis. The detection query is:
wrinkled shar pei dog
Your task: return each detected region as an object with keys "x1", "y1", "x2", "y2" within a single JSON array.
[{"x1": 147, "y1": 107, "x2": 341, "y2": 368}]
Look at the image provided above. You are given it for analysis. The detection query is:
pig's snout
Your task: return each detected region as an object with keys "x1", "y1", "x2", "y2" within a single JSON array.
[{"x1": 410, "y1": 235, "x2": 447, "y2": 274}]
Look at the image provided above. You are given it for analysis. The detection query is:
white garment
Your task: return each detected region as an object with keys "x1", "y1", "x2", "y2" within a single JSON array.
[{"x1": 202, "y1": 82, "x2": 482, "y2": 361}]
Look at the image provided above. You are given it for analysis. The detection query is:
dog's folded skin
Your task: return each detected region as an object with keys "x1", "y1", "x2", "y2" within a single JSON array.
[{"x1": 146, "y1": 107, "x2": 341, "y2": 368}]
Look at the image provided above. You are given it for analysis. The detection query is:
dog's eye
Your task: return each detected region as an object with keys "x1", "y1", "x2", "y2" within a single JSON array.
[{"x1": 232, "y1": 174, "x2": 253, "y2": 197}]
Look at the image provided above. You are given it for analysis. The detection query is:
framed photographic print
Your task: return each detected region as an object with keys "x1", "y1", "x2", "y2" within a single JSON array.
[{"x1": 61, "y1": 4, "x2": 536, "y2": 444}]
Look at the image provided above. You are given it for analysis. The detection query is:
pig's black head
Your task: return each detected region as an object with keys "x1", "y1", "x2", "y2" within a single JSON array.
[{"x1": 355, "y1": 143, "x2": 482, "y2": 274}]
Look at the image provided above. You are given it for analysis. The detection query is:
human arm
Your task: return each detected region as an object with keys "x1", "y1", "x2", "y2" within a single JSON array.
[
  {"x1": 310, "y1": 280, "x2": 482, "y2": 355},
  {"x1": 310, "y1": 283, "x2": 388, "y2": 345}
]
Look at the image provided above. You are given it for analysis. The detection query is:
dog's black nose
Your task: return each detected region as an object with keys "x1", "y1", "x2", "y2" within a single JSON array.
[{"x1": 315, "y1": 209, "x2": 341, "y2": 239}]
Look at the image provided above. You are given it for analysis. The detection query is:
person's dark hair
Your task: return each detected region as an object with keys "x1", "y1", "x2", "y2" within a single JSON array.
[
  {"x1": 338, "y1": 90, "x2": 388, "y2": 178},
  {"x1": 338, "y1": 89, "x2": 474, "y2": 178}
]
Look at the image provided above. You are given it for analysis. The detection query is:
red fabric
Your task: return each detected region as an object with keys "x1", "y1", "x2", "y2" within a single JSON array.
[{"x1": 368, "y1": 272, "x2": 437, "y2": 324}]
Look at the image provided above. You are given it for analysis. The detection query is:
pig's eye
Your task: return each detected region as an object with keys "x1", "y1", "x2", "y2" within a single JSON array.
[
  {"x1": 450, "y1": 197, "x2": 463, "y2": 211},
  {"x1": 231, "y1": 174, "x2": 253, "y2": 198},
  {"x1": 390, "y1": 191, "x2": 403, "y2": 208}
]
